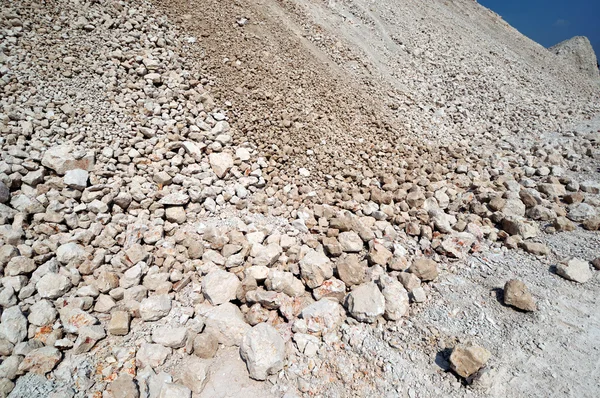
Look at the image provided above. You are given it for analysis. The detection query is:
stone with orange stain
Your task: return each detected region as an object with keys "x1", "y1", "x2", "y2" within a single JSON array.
[
  {"x1": 17, "y1": 346, "x2": 62, "y2": 374},
  {"x1": 59, "y1": 306, "x2": 98, "y2": 334}
]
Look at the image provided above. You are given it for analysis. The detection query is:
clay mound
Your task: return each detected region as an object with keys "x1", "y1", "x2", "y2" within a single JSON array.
[{"x1": 550, "y1": 36, "x2": 600, "y2": 79}]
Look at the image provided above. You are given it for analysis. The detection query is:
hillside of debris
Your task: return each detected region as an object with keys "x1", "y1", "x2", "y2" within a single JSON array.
[{"x1": 0, "y1": 0, "x2": 599, "y2": 397}]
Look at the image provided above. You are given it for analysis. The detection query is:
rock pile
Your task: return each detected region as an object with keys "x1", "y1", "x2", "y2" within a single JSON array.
[{"x1": 0, "y1": 0, "x2": 599, "y2": 397}]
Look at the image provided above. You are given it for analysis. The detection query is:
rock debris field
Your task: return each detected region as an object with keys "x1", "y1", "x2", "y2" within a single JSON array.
[{"x1": 0, "y1": 0, "x2": 599, "y2": 397}]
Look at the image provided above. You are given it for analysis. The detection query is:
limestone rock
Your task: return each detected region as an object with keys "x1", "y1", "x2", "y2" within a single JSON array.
[
  {"x1": 41, "y1": 145, "x2": 94, "y2": 175},
  {"x1": 202, "y1": 303, "x2": 251, "y2": 346},
  {"x1": 136, "y1": 343, "x2": 171, "y2": 368},
  {"x1": 408, "y1": 257, "x2": 438, "y2": 281},
  {"x1": 0, "y1": 306, "x2": 27, "y2": 344},
  {"x1": 240, "y1": 323, "x2": 285, "y2": 380},
  {"x1": 140, "y1": 295, "x2": 172, "y2": 321},
  {"x1": 450, "y1": 344, "x2": 491, "y2": 378},
  {"x1": 209, "y1": 152, "x2": 234, "y2": 178},
  {"x1": 17, "y1": 347, "x2": 61, "y2": 375},
  {"x1": 345, "y1": 282, "x2": 385, "y2": 323},
  {"x1": 556, "y1": 259, "x2": 593, "y2": 283},
  {"x1": 300, "y1": 299, "x2": 344, "y2": 335},
  {"x1": 152, "y1": 326, "x2": 188, "y2": 348},
  {"x1": 550, "y1": 36, "x2": 600, "y2": 79},
  {"x1": 202, "y1": 269, "x2": 240, "y2": 305},
  {"x1": 336, "y1": 254, "x2": 366, "y2": 286},
  {"x1": 299, "y1": 250, "x2": 333, "y2": 289},
  {"x1": 503, "y1": 279, "x2": 536, "y2": 311}
]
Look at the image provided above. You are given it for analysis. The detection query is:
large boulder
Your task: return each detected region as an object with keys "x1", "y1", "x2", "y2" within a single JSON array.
[{"x1": 41, "y1": 145, "x2": 95, "y2": 175}]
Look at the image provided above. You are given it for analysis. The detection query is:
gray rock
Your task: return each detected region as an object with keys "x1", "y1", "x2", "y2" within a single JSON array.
[
  {"x1": 240, "y1": 323, "x2": 285, "y2": 381},
  {"x1": 0, "y1": 182, "x2": 9, "y2": 204},
  {"x1": 0, "y1": 355, "x2": 21, "y2": 380},
  {"x1": 567, "y1": 203, "x2": 597, "y2": 222}
]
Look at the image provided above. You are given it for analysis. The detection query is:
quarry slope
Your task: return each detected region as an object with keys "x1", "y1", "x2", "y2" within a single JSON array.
[{"x1": 0, "y1": 0, "x2": 599, "y2": 397}]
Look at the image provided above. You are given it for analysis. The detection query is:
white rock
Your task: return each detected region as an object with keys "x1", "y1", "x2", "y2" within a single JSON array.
[
  {"x1": 136, "y1": 343, "x2": 171, "y2": 368},
  {"x1": 63, "y1": 169, "x2": 88, "y2": 190},
  {"x1": 28, "y1": 300, "x2": 57, "y2": 326},
  {"x1": 0, "y1": 306, "x2": 27, "y2": 344},
  {"x1": 377, "y1": 275, "x2": 409, "y2": 320},
  {"x1": 298, "y1": 168, "x2": 310, "y2": 177},
  {"x1": 240, "y1": 323, "x2": 285, "y2": 380},
  {"x1": 299, "y1": 250, "x2": 333, "y2": 288},
  {"x1": 252, "y1": 243, "x2": 282, "y2": 267},
  {"x1": 557, "y1": 259, "x2": 593, "y2": 283},
  {"x1": 140, "y1": 295, "x2": 172, "y2": 321},
  {"x1": 152, "y1": 326, "x2": 188, "y2": 348},
  {"x1": 41, "y1": 145, "x2": 94, "y2": 175},
  {"x1": 56, "y1": 242, "x2": 86, "y2": 265},
  {"x1": 202, "y1": 269, "x2": 240, "y2": 305},
  {"x1": 338, "y1": 231, "x2": 363, "y2": 252},
  {"x1": 345, "y1": 282, "x2": 385, "y2": 323},
  {"x1": 201, "y1": 303, "x2": 251, "y2": 346},
  {"x1": 5, "y1": 256, "x2": 35, "y2": 276},
  {"x1": 158, "y1": 383, "x2": 192, "y2": 398},
  {"x1": 235, "y1": 148, "x2": 251, "y2": 161},
  {"x1": 36, "y1": 273, "x2": 72, "y2": 299},
  {"x1": 300, "y1": 298, "x2": 344, "y2": 335},
  {"x1": 209, "y1": 152, "x2": 234, "y2": 178}
]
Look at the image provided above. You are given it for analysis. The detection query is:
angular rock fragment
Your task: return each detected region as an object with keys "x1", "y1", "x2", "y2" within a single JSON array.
[
  {"x1": 556, "y1": 259, "x2": 593, "y2": 283},
  {"x1": 240, "y1": 323, "x2": 285, "y2": 380},
  {"x1": 450, "y1": 344, "x2": 491, "y2": 378},
  {"x1": 503, "y1": 279, "x2": 536, "y2": 311},
  {"x1": 344, "y1": 282, "x2": 385, "y2": 323}
]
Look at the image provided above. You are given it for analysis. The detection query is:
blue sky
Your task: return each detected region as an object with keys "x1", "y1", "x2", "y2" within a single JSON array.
[{"x1": 479, "y1": 0, "x2": 600, "y2": 57}]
